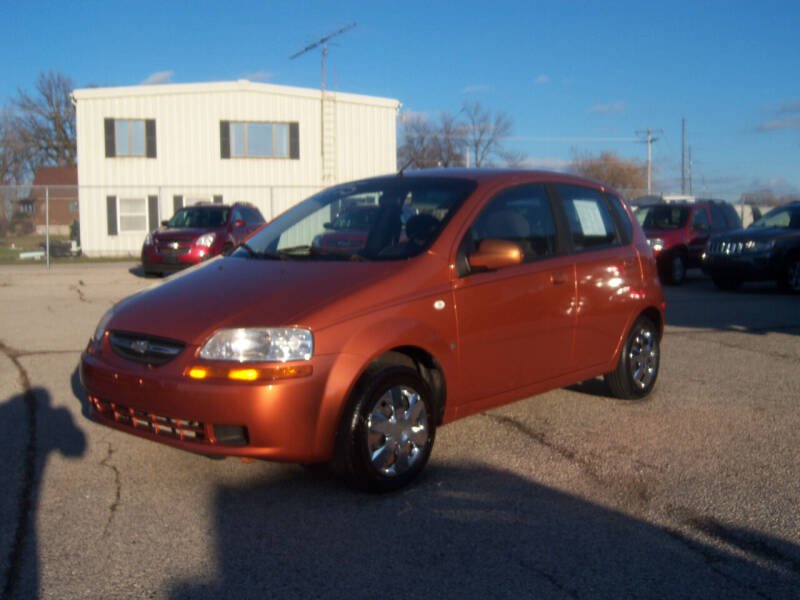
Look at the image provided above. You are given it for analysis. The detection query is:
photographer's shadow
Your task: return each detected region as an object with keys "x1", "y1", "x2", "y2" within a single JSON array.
[
  {"x1": 169, "y1": 463, "x2": 800, "y2": 599},
  {"x1": 0, "y1": 387, "x2": 86, "y2": 598}
]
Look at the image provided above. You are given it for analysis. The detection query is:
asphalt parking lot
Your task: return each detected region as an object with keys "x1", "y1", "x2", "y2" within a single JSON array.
[{"x1": 1, "y1": 262, "x2": 799, "y2": 599}]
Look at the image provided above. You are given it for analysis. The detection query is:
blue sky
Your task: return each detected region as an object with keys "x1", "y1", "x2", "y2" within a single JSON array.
[{"x1": 2, "y1": 0, "x2": 799, "y2": 199}]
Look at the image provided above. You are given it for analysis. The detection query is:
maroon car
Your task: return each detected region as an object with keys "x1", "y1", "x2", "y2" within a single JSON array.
[
  {"x1": 636, "y1": 201, "x2": 740, "y2": 284},
  {"x1": 141, "y1": 203, "x2": 265, "y2": 276},
  {"x1": 312, "y1": 205, "x2": 380, "y2": 251}
]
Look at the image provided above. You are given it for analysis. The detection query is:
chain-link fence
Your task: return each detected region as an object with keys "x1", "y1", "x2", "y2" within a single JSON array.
[{"x1": 0, "y1": 184, "x2": 323, "y2": 266}]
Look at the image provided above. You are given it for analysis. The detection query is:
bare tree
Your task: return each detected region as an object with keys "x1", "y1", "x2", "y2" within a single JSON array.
[
  {"x1": 433, "y1": 111, "x2": 466, "y2": 167},
  {"x1": 398, "y1": 112, "x2": 438, "y2": 170},
  {"x1": 569, "y1": 149, "x2": 647, "y2": 192},
  {"x1": 398, "y1": 111, "x2": 466, "y2": 169},
  {"x1": 12, "y1": 69, "x2": 76, "y2": 175},
  {"x1": 461, "y1": 100, "x2": 518, "y2": 167},
  {"x1": 398, "y1": 101, "x2": 523, "y2": 170},
  {"x1": 0, "y1": 107, "x2": 29, "y2": 185}
]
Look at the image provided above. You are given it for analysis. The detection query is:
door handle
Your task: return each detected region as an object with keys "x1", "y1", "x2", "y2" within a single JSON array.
[{"x1": 550, "y1": 271, "x2": 567, "y2": 285}]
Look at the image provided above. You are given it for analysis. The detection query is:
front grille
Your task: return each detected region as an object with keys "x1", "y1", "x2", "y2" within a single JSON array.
[
  {"x1": 708, "y1": 240, "x2": 744, "y2": 256},
  {"x1": 157, "y1": 246, "x2": 191, "y2": 257},
  {"x1": 108, "y1": 331, "x2": 186, "y2": 365},
  {"x1": 91, "y1": 397, "x2": 207, "y2": 442},
  {"x1": 90, "y1": 397, "x2": 249, "y2": 446}
]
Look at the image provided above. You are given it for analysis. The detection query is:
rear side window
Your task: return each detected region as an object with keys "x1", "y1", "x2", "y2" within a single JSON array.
[
  {"x1": 691, "y1": 207, "x2": 710, "y2": 230},
  {"x1": 468, "y1": 183, "x2": 558, "y2": 261},
  {"x1": 245, "y1": 206, "x2": 265, "y2": 224},
  {"x1": 557, "y1": 184, "x2": 620, "y2": 251},
  {"x1": 709, "y1": 204, "x2": 726, "y2": 231}
]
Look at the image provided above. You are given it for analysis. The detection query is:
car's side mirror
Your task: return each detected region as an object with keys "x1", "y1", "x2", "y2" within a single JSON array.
[
  {"x1": 323, "y1": 222, "x2": 333, "y2": 230},
  {"x1": 468, "y1": 239, "x2": 523, "y2": 271},
  {"x1": 161, "y1": 220, "x2": 169, "y2": 226}
]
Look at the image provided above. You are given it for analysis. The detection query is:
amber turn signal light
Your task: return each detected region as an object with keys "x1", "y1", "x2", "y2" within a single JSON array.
[{"x1": 184, "y1": 364, "x2": 312, "y2": 382}]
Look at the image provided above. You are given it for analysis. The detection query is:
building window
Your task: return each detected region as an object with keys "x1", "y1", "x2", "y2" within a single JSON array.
[
  {"x1": 118, "y1": 197, "x2": 147, "y2": 232},
  {"x1": 220, "y1": 121, "x2": 298, "y2": 159},
  {"x1": 104, "y1": 118, "x2": 157, "y2": 158},
  {"x1": 116, "y1": 120, "x2": 145, "y2": 156}
]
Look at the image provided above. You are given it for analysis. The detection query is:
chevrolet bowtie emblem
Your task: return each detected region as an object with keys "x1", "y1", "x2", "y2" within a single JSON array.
[{"x1": 131, "y1": 340, "x2": 149, "y2": 354}]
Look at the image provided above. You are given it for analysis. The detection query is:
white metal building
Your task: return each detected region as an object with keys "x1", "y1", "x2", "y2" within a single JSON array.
[{"x1": 73, "y1": 80, "x2": 400, "y2": 256}]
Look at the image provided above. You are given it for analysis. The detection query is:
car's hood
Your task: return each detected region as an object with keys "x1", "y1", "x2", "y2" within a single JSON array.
[
  {"x1": 643, "y1": 227, "x2": 684, "y2": 239},
  {"x1": 711, "y1": 227, "x2": 796, "y2": 242},
  {"x1": 109, "y1": 255, "x2": 444, "y2": 346},
  {"x1": 153, "y1": 227, "x2": 221, "y2": 239}
]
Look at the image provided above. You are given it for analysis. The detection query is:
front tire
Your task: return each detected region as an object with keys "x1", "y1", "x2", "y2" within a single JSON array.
[
  {"x1": 334, "y1": 366, "x2": 435, "y2": 492},
  {"x1": 665, "y1": 253, "x2": 686, "y2": 285},
  {"x1": 605, "y1": 316, "x2": 660, "y2": 400},
  {"x1": 780, "y1": 255, "x2": 800, "y2": 293}
]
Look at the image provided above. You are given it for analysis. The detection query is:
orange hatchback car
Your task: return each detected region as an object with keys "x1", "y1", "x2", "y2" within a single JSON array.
[{"x1": 81, "y1": 170, "x2": 665, "y2": 491}]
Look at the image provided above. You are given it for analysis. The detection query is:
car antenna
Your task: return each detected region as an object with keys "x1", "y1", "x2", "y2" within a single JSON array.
[{"x1": 397, "y1": 158, "x2": 415, "y2": 177}]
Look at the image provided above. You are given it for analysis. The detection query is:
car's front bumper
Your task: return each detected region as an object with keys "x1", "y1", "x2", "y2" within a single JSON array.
[
  {"x1": 80, "y1": 337, "x2": 342, "y2": 463},
  {"x1": 141, "y1": 245, "x2": 213, "y2": 274},
  {"x1": 701, "y1": 252, "x2": 781, "y2": 281}
]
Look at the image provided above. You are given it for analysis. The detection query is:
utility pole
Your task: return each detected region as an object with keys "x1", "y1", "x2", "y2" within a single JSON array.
[
  {"x1": 636, "y1": 127, "x2": 663, "y2": 195},
  {"x1": 681, "y1": 118, "x2": 686, "y2": 194},
  {"x1": 290, "y1": 23, "x2": 357, "y2": 183},
  {"x1": 688, "y1": 146, "x2": 693, "y2": 196}
]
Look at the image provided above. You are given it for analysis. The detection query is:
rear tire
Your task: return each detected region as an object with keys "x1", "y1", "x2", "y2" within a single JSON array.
[
  {"x1": 605, "y1": 316, "x2": 660, "y2": 400},
  {"x1": 333, "y1": 366, "x2": 435, "y2": 492}
]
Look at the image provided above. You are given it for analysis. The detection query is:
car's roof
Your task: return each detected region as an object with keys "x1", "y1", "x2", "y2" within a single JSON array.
[{"x1": 373, "y1": 168, "x2": 622, "y2": 194}]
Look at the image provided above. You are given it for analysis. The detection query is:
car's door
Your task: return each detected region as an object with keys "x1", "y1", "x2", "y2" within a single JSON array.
[
  {"x1": 554, "y1": 184, "x2": 641, "y2": 369},
  {"x1": 452, "y1": 183, "x2": 576, "y2": 405},
  {"x1": 230, "y1": 206, "x2": 249, "y2": 243},
  {"x1": 688, "y1": 206, "x2": 711, "y2": 264}
]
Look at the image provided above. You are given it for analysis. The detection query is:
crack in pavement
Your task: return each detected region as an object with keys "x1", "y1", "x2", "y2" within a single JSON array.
[
  {"x1": 0, "y1": 342, "x2": 37, "y2": 600},
  {"x1": 481, "y1": 411, "x2": 800, "y2": 592},
  {"x1": 99, "y1": 442, "x2": 121, "y2": 537},
  {"x1": 67, "y1": 284, "x2": 87, "y2": 303}
]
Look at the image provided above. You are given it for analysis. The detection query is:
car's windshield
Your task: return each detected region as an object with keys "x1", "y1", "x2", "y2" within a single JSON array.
[
  {"x1": 234, "y1": 177, "x2": 476, "y2": 261},
  {"x1": 329, "y1": 206, "x2": 379, "y2": 230},
  {"x1": 636, "y1": 205, "x2": 690, "y2": 230},
  {"x1": 749, "y1": 206, "x2": 800, "y2": 229},
  {"x1": 168, "y1": 207, "x2": 229, "y2": 228}
]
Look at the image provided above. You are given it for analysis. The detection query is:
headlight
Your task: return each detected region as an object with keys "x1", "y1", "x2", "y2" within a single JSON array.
[
  {"x1": 196, "y1": 232, "x2": 216, "y2": 247},
  {"x1": 144, "y1": 232, "x2": 153, "y2": 245},
  {"x1": 744, "y1": 239, "x2": 775, "y2": 253},
  {"x1": 93, "y1": 307, "x2": 115, "y2": 342},
  {"x1": 199, "y1": 327, "x2": 313, "y2": 362},
  {"x1": 647, "y1": 238, "x2": 665, "y2": 253}
]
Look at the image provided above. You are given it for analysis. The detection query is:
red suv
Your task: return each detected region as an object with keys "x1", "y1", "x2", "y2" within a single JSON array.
[
  {"x1": 636, "y1": 201, "x2": 741, "y2": 284},
  {"x1": 141, "y1": 203, "x2": 265, "y2": 276},
  {"x1": 83, "y1": 170, "x2": 664, "y2": 491}
]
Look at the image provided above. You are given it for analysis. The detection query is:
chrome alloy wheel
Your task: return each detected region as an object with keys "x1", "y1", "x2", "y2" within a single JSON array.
[
  {"x1": 629, "y1": 325, "x2": 659, "y2": 390},
  {"x1": 366, "y1": 385, "x2": 429, "y2": 477}
]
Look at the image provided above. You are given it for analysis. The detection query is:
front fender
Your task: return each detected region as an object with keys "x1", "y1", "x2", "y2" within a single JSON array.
[{"x1": 312, "y1": 311, "x2": 457, "y2": 458}]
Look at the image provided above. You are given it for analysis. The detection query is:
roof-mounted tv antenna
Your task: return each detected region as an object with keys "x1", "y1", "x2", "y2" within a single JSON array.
[
  {"x1": 290, "y1": 22, "x2": 356, "y2": 95},
  {"x1": 290, "y1": 23, "x2": 356, "y2": 184}
]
